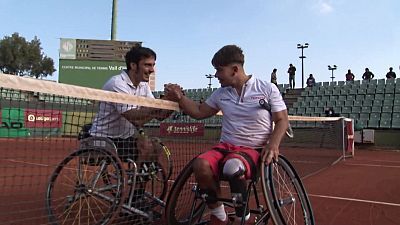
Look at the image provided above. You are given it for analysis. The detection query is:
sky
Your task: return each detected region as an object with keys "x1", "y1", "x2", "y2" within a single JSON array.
[{"x1": 1, "y1": 0, "x2": 399, "y2": 91}]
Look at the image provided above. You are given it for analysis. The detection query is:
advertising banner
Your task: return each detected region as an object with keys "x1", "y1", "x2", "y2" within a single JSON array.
[
  {"x1": 159, "y1": 123, "x2": 204, "y2": 137},
  {"x1": 25, "y1": 109, "x2": 63, "y2": 128}
]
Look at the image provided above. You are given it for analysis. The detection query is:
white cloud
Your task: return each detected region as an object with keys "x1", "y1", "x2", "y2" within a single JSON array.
[{"x1": 317, "y1": 0, "x2": 334, "y2": 14}]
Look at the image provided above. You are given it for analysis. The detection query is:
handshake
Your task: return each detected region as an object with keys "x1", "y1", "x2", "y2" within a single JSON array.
[{"x1": 161, "y1": 83, "x2": 185, "y2": 102}]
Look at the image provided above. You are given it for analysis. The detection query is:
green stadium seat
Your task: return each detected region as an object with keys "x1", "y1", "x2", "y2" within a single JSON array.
[
  {"x1": 330, "y1": 95, "x2": 339, "y2": 101},
  {"x1": 363, "y1": 99, "x2": 373, "y2": 107},
  {"x1": 356, "y1": 119, "x2": 368, "y2": 129},
  {"x1": 345, "y1": 100, "x2": 354, "y2": 107},
  {"x1": 323, "y1": 82, "x2": 330, "y2": 86},
  {"x1": 386, "y1": 78, "x2": 395, "y2": 85},
  {"x1": 352, "y1": 106, "x2": 361, "y2": 113},
  {"x1": 349, "y1": 114, "x2": 359, "y2": 120},
  {"x1": 356, "y1": 94, "x2": 365, "y2": 100},
  {"x1": 342, "y1": 106, "x2": 351, "y2": 114},
  {"x1": 333, "y1": 106, "x2": 341, "y2": 113},
  {"x1": 373, "y1": 100, "x2": 382, "y2": 106},
  {"x1": 321, "y1": 96, "x2": 329, "y2": 102},
  {"x1": 300, "y1": 101, "x2": 308, "y2": 107},
  {"x1": 306, "y1": 107, "x2": 314, "y2": 114},
  {"x1": 326, "y1": 100, "x2": 336, "y2": 107},
  {"x1": 369, "y1": 79, "x2": 378, "y2": 85},
  {"x1": 370, "y1": 112, "x2": 380, "y2": 120},
  {"x1": 382, "y1": 105, "x2": 393, "y2": 112},
  {"x1": 309, "y1": 101, "x2": 318, "y2": 107},
  {"x1": 393, "y1": 112, "x2": 400, "y2": 120},
  {"x1": 381, "y1": 112, "x2": 392, "y2": 120},
  {"x1": 360, "y1": 113, "x2": 369, "y2": 120},
  {"x1": 365, "y1": 94, "x2": 374, "y2": 99},
  {"x1": 314, "y1": 107, "x2": 324, "y2": 114},
  {"x1": 380, "y1": 119, "x2": 392, "y2": 128},
  {"x1": 341, "y1": 113, "x2": 350, "y2": 118},
  {"x1": 395, "y1": 85, "x2": 400, "y2": 93},
  {"x1": 361, "y1": 106, "x2": 371, "y2": 113},
  {"x1": 385, "y1": 85, "x2": 395, "y2": 94},
  {"x1": 348, "y1": 88, "x2": 357, "y2": 95},
  {"x1": 392, "y1": 118, "x2": 400, "y2": 129},
  {"x1": 338, "y1": 81, "x2": 345, "y2": 86},
  {"x1": 385, "y1": 93, "x2": 395, "y2": 100},
  {"x1": 338, "y1": 95, "x2": 346, "y2": 101},
  {"x1": 375, "y1": 93, "x2": 384, "y2": 100},
  {"x1": 292, "y1": 102, "x2": 300, "y2": 108},
  {"x1": 336, "y1": 100, "x2": 345, "y2": 107},
  {"x1": 383, "y1": 99, "x2": 394, "y2": 106},
  {"x1": 377, "y1": 79, "x2": 386, "y2": 86},
  {"x1": 340, "y1": 89, "x2": 349, "y2": 95},
  {"x1": 297, "y1": 107, "x2": 306, "y2": 115},
  {"x1": 332, "y1": 89, "x2": 340, "y2": 96},
  {"x1": 305, "y1": 96, "x2": 313, "y2": 102},
  {"x1": 354, "y1": 100, "x2": 363, "y2": 107},
  {"x1": 371, "y1": 106, "x2": 382, "y2": 113},
  {"x1": 368, "y1": 119, "x2": 380, "y2": 128},
  {"x1": 367, "y1": 87, "x2": 376, "y2": 94},
  {"x1": 394, "y1": 99, "x2": 400, "y2": 106},
  {"x1": 317, "y1": 100, "x2": 326, "y2": 107},
  {"x1": 357, "y1": 88, "x2": 367, "y2": 95},
  {"x1": 396, "y1": 94, "x2": 400, "y2": 99},
  {"x1": 375, "y1": 86, "x2": 385, "y2": 94},
  {"x1": 394, "y1": 105, "x2": 400, "y2": 112}
]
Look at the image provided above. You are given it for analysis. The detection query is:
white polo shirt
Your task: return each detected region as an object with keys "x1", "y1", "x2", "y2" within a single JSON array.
[
  {"x1": 89, "y1": 70, "x2": 154, "y2": 138},
  {"x1": 206, "y1": 76, "x2": 286, "y2": 149}
]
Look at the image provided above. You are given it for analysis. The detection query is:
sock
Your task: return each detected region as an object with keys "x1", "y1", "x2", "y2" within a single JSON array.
[
  {"x1": 211, "y1": 204, "x2": 226, "y2": 221},
  {"x1": 235, "y1": 213, "x2": 250, "y2": 222}
]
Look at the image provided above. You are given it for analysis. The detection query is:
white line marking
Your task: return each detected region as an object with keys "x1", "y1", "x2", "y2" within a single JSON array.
[
  {"x1": 4, "y1": 159, "x2": 49, "y2": 167},
  {"x1": 344, "y1": 163, "x2": 400, "y2": 169},
  {"x1": 309, "y1": 194, "x2": 400, "y2": 207}
]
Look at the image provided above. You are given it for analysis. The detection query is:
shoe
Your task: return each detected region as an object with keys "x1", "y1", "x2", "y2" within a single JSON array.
[
  {"x1": 209, "y1": 214, "x2": 229, "y2": 225},
  {"x1": 229, "y1": 214, "x2": 258, "y2": 225}
]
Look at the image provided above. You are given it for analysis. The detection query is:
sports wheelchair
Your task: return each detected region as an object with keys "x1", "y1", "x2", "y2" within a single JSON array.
[
  {"x1": 165, "y1": 153, "x2": 314, "y2": 225},
  {"x1": 45, "y1": 125, "x2": 172, "y2": 225}
]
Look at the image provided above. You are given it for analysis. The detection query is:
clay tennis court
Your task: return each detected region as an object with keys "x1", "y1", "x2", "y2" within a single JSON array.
[{"x1": 0, "y1": 137, "x2": 399, "y2": 225}]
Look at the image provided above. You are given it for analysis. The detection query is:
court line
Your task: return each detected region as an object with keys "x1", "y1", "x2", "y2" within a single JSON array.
[
  {"x1": 309, "y1": 194, "x2": 400, "y2": 207},
  {"x1": 344, "y1": 162, "x2": 400, "y2": 169},
  {"x1": 3, "y1": 159, "x2": 50, "y2": 167}
]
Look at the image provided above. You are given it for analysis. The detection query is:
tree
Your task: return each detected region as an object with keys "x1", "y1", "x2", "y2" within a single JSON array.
[{"x1": 0, "y1": 32, "x2": 56, "y2": 78}]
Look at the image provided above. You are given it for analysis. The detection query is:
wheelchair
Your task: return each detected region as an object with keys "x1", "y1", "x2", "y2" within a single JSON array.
[
  {"x1": 165, "y1": 154, "x2": 314, "y2": 225},
  {"x1": 45, "y1": 125, "x2": 172, "y2": 225}
]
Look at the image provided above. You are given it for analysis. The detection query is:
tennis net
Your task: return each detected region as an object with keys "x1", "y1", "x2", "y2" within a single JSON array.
[{"x1": 0, "y1": 74, "x2": 353, "y2": 224}]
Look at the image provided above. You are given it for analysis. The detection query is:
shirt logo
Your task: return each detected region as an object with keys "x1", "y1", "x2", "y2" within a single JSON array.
[{"x1": 250, "y1": 96, "x2": 265, "y2": 100}]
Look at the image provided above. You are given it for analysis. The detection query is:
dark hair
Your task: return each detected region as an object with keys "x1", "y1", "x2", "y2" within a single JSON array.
[
  {"x1": 211, "y1": 45, "x2": 244, "y2": 67},
  {"x1": 125, "y1": 46, "x2": 156, "y2": 70}
]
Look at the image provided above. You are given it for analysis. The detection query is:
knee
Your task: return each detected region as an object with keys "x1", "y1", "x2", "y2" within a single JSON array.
[
  {"x1": 193, "y1": 158, "x2": 212, "y2": 176},
  {"x1": 222, "y1": 158, "x2": 246, "y2": 179}
]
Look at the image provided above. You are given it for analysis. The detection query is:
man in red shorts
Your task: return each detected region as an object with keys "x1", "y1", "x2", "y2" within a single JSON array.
[{"x1": 164, "y1": 45, "x2": 288, "y2": 224}]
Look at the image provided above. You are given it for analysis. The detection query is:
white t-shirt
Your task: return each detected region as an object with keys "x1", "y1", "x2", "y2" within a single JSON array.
[
  {"x1": 89, "y1": 70, "x2": 154, "y2": 138},
  {"x1": 206, "y1": 76, "x2": 286, "y2": 148}
]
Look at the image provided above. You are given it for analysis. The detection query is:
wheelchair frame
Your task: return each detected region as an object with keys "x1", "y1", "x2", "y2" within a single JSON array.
[
  {"x1": 165, "y1": 155, "x2": 314, "y2": 225},
  {"x1": 45, "y1": 136, "x2": 171, "y2": 225}
]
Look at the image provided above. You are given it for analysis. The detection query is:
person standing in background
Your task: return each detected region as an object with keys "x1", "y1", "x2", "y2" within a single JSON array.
[
  {"x1": 270, "y1": 68, "x2": 278, "y2": 86},
  {"x1": 345, "y1": 69, "x2": 355, "y2": 81},
  {"x1": 386, "y1": 67, "x2": 396, "y2": 79},
  {"x1": 362, "y1": 68, "x2": 374, "y2": 81},
  {"x1": 287, "y1": 64, "x2": 296, "y2": 89}
]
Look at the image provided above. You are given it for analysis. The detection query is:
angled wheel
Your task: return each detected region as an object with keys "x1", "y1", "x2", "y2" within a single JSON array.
[
  {"x1": 165, "y1": 158, "x2": 207, "y2": 225},
  {"x1": 136, "y1": 161, "x2": 168, "y2": 208},
  {"x1": 46, "y1": 148, "x2": 125, "y2": 225},
  {"x1": 261, "y1": 155, "x2": 314, "y2": 225}
]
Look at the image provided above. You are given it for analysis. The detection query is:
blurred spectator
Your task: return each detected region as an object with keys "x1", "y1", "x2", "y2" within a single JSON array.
[
  {"x1": 362, "y1": 68, "x2": 374, "y2": 80},
  {"x1": 386, "y1": 67, "x2": 396, "y2": 79},
  {"x1": 325, "y1": 107, "x2": 340, "y2": 117},
  {"x1": 306, "y1": 74, "x2": 315, "y2": 87},
  {"x1": 270, "y1": 68, "x2": 278, "y2": 86},
  {"x1": 287, "y1": 63, "x2": 296, "y2": 89},
  {"x1": 345, "y1": 69, "x2": 355, "y2": 81}
]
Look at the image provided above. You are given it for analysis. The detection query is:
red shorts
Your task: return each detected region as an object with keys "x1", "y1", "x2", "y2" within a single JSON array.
[{"x1": 197, "y1": 142, "x2": 260, "y2": 179}]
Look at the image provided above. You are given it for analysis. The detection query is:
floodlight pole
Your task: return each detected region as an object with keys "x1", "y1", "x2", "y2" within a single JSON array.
[
  {"x1": 205, "y1": 74, "x2": 213, "y2": 89},
  {"x1": 328, "y1": 65, "x2": 337, "y2": 82},
  {"x1": 111, "y1": 0, "x2": 118, "y2": 40},
  {"x1": 297, "y1": 43, "x2": 309, "y2": 88}
]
